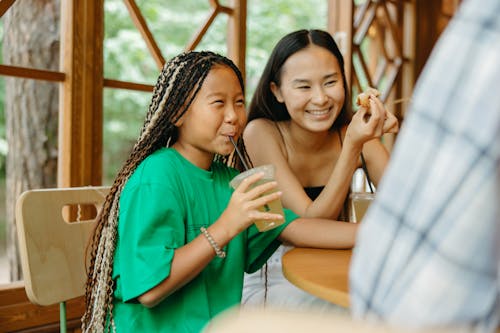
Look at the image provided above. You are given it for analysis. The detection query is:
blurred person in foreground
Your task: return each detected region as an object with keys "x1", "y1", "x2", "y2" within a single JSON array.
[{"x1": 350, "y1": 0, "x2": 500, "y2": 331}]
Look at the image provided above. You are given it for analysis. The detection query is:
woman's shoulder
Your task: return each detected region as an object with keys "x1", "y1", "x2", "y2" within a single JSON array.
[
  {"x1": 245, "y1": 118, "x2": 275, "y2": 131},
  {"x1": 244, "y1": 118, "x2": 287, "y2": 141}
]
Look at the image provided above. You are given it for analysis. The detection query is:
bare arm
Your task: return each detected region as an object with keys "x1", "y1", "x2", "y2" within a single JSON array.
[
  {"x1": 243, "y1": 119, "x2": 360, "y2": 219},
  {"x1": 137, "y1": 173, "x2": 284, "y2": 307},
  {"x1": 278, "y1": 217, "x2": 359, "y2": 249},
  {"x1": 308, "y1": 104, "x2": 396, "y2": 216},
  {"x1": 361, "y1": 138, "x2": 389, "y2": 186},
  {"x1": 361, "y1": 97, "x2": 399, "y2": 186},
  {"x1": 243, "y1": 105, "x2": 391, "y2": 220},
  {"x1": 243, "y1": 119, "x2": 323, "y2": 216},
  {"x1": 309, "y1": 97, "x2": 398, "y2": 215},
  {"x1": 137, "y1": 224, "x2": 230, "y2": 308}
]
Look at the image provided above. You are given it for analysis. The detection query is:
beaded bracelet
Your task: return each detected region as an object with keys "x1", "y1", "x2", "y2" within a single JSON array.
[{"x1": 200, "y1": 227, "x2": 226, "y2": 258}]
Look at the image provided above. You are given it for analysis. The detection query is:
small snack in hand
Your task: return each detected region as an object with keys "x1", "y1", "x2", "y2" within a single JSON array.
[{"x1": 356, "y1": 87, "x2": 380, "y2": 108}]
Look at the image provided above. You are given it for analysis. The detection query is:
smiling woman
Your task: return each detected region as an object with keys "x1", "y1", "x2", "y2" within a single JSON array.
[
  {"x1": 0, "y1": 0, "x2": 463, "y2": 331},
  {"x1": 241, "y1": 29, "x2": 398, "y2": 309},
  {"x1": 101, "y1": 0, "x2": 329, "y2": 186},
  {"x1": 244, "y1": 29, "x2": 397, "y2": 222}
]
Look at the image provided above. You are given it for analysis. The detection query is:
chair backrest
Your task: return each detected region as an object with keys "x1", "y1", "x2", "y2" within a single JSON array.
[{"x1": 15, "y1": 186, "x2": 110, "y2": 306}]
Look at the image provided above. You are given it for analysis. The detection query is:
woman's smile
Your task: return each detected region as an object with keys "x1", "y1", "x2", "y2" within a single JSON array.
[
  {"x1": 306, "y1": 107, "x2": 330, "y2": 115},
  {"x1": 304, "y1": 105, "x2": 334, "y2": 121}
]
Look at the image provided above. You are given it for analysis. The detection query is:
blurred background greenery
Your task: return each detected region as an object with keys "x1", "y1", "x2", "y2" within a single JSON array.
[
  {"x1": 0, "y1": 0, "x2": 328, "y2": 273},
  {"x1": 102, "y1": 0, "x2": 328, "y2": 183}
]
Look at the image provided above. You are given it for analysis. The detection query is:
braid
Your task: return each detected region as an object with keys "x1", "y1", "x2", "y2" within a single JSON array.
[{"x1": 82, "y1": 51, "x2": 244, "y2": 332}]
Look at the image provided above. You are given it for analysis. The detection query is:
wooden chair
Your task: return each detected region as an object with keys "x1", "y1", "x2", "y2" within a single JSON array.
[{"x1": 15, "y1": 186, "x2": 110, "y2": 333}]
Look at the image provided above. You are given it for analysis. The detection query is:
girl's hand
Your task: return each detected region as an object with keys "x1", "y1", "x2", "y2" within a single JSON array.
[{"x1": 218, "y1": 172, "x2": 283, "y2": 237}]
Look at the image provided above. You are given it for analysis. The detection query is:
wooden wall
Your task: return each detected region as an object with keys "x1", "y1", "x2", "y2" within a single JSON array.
[
  {"x1": 0, "y1": 282, "x2": 83, "y2": 332},
  {"x1": 414, "y1": 0, "x2": 462, "y2": 77}
]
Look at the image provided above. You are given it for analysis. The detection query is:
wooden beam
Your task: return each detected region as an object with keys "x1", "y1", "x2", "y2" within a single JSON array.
[
  {"x1": 210, "y1": 0, "x2": 233, "y2": 14},
  {"x1": 414, "y1": 0, "x2": 441, "y2": 78},
  {"x1": 328, "y1": 0, "x2": 353, "y2": 89},
  {"x1": 227, "y1": 0, "x2": 246, "y2": 80},
  {"x1": 0, "y1": 282, "x2": 84, "y2": 332},
  {"x1": 186, "y1": 7, "x2": 220, "y2": 51},
  {"x1": 104, "y1": 78, "x2": 153, "y2": 92},
  {"x1": 123, "y1": 0, "x2": 165, "y2": 70},
  {"x1": 0, "y1": 64, "x2": 65, "y2": 82},
  {"x1": 0, "y1": 0, "x2": 15, "y2": 18},
  {"x1": 59, "y1": 0, "x2": 104, "y2": 188}
]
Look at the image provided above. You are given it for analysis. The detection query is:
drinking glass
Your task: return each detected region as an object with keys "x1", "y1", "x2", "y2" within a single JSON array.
[{"x1": 229, "y1": 164, "x2": 284, "y2": 232}]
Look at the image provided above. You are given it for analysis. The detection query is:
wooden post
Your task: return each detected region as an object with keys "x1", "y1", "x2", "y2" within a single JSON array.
[
  {"x1": 59, "y1": 0, "x2": 104, "y2": 188},
  {"x1": 328, "y1": 0, "x2": 353, "y2": 89},
  {"x1": 227, "y1": 0, "x2": 247, "y2": 81}
]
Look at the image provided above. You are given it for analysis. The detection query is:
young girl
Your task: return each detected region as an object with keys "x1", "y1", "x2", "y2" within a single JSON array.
[
  {"x1": 82, "y1": 51, "x2": 358, "y2": 333},
  {"x1": 242, "y1": 30, "x2": 398, "y2": 307}
]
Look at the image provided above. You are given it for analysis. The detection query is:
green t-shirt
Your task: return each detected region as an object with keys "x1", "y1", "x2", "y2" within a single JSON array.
[{"x1": 112, "y1": 148, "x2": 298, "y2": 332}]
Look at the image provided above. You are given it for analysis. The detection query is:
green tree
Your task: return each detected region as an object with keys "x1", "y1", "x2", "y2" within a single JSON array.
[
  {"x1": 2, "y1": 0, "x2": 60, "y2": 281},
  {"x1": 102, "y1": 0, "x2": 328, "y2": 184}
]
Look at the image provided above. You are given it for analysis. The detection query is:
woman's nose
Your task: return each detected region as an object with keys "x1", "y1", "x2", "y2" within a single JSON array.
[{"x1": 312, "y1": 87, "x2": 328, "y2": 105}]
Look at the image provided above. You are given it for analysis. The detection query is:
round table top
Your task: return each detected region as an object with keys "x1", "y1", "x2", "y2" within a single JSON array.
[{"x1": 282, "y1": 247, "x2": 352, "y2": 308}]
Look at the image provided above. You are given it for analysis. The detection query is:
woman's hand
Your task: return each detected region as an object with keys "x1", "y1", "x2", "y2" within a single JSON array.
[
  {"x1": 345, "y1": 95, "x2": 399, "y2": 148},
  {"x1": 346, "y1": 94, "x2": 386, "y2": 147},
  {"x1": 370, "y1": 96, "x2": 399, "y2": 134},
  {"x1": 218, "y1": 172, "x2": 283, "y2": 237}
]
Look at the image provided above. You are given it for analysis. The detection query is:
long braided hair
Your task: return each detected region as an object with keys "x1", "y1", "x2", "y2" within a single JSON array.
[{"x1": 82, "y1": 51, "x2": 249, "y2": 332}]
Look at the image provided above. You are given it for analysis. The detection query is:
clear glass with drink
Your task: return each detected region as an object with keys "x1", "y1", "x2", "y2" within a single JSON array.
[
  {"x1": 229, "y1": 164, "x2": 285, "y2": 232},
  {"x1": 350, "y1": 192, "x2": 375, "y2": 223}
]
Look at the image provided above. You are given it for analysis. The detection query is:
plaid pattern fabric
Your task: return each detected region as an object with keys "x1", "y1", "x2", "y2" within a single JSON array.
[{"x1": 349, "y1": 0, "x2": 500, "y2": 331}]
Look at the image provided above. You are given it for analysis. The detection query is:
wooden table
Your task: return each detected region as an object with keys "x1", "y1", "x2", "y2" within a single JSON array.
[{"x1": 282, "y1": 248, "x2": 352, "y2": 308}]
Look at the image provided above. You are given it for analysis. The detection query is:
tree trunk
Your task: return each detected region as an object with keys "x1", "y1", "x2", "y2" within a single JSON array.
[{"x1": 3, "y1": 0, "x2": 60, "y2": 281}]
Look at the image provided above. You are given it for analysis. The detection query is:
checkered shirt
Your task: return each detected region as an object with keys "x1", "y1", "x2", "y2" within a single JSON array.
[{"x1": 350, "y1": 0, "x2": 500, "y2": 331}]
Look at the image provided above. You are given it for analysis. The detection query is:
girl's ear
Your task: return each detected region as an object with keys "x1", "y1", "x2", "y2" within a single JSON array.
[
  {"x1": 270, "y1": 81, "x2": 284, "y2": 103},
  {"x1": 173, "y1": 116, "x2": 184, "y2": 127},
  {"x1": 172, "y1": 105, "x2": 188, "y2": 127}
]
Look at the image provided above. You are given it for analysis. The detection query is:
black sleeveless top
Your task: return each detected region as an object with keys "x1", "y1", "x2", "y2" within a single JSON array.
[
  {"x1": 304, "y1": 186, "x2": 324, "y2": 200},
  {"x1": 303, "y1": 185, "x2": 350, "y2": 221},
  {"x1": 299, "y1": 130, "x2": 372, "y2": 221}
]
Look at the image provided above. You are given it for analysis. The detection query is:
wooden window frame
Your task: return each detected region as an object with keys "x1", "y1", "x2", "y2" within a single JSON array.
[{"x1": 0, "y1": 1, "x2": 246, "y2": 331}]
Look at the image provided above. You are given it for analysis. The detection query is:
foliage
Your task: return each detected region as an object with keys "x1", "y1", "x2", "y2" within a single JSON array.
[
  {"x1": 0, "y1": 0, "x2": 329, "y2": 271},
  {"x1": 0, "y1": 24, "x2": 6, "y2": 175},
  {"x1": 0, "y1": 0, "x2": 330, "y2": 182},
  {"x1": 102, "y1": 0, "x2": 328, "y2": 183}
]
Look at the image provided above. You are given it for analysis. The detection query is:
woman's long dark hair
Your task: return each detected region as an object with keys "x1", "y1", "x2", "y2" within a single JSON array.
[
  {"x1": 247, "y1": 30, "x2": 353, "y2": 304},
  {"x1": 248, "y1": 29, "x2": 352, "y2": 130}
]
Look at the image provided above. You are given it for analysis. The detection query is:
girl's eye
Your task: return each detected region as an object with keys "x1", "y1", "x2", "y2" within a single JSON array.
[
  {"x1": 325, "y1": 80, "x2": 337, "y2": 86},
  {"x1": 211, "y1": 100, "x2": 224, "y2": 105},
  {"x1": 236, "y1": 98, "x2": 245, "y2": 106},
  {"x1": 297, "y1": 85, "x2": 310, "y2": 90}
]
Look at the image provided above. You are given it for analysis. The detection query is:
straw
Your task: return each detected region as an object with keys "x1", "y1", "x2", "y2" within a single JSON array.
[
  {"x1": 360, "y1": 153, "x2": 375, "y2": 194},
  {"x1": 388, "y1": 97, "x2": 412, "y2": 106},
  {"x1": 229, "y1": 136, "x2": 249, "y2": 170},
  {"x1": 229, "y1": 136, "x2": 271, "y2": 212}
]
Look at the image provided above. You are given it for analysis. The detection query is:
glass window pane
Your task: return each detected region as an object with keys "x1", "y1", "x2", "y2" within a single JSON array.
[
  {"x1": 246, "y1": 0, "x2": 328, "y2": 96},
  {"x1": 103, "y1": 88, "x2": 150, "y2": 185}
]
